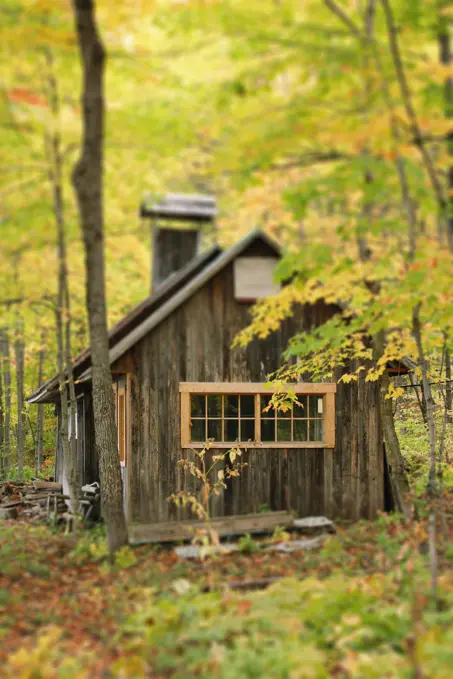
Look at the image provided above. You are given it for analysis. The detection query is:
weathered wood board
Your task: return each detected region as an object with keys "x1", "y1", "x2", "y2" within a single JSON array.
[{"x1": 129, "y1": 510, "x2": 294, "y2": 545}]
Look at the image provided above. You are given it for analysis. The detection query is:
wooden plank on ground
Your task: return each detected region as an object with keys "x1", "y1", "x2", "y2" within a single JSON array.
[
  {"x1": 32, "y1": 481, "x2": 62, "y2": 491},
  {"x1": 129, "y1": 510, "x2": 294, "y2": 545}
]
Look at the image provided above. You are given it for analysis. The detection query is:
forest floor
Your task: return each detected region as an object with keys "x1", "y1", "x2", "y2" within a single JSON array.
[{"x1": 1, "y1": 498, "x2": 453, "y2": 678}]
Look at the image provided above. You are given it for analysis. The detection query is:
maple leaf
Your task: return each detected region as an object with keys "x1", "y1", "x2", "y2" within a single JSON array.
[{"x1": 8, "y1": 88, "x2": 48, "y2": 108}]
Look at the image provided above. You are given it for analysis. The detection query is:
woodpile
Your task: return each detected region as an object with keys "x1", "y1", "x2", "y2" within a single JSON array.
[{"x1": 0, "y1": 480, "x2": 100, "y2": 525}]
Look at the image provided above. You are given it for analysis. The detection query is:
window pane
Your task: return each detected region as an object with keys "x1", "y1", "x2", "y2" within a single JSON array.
[
  {"x1": 277, "y1": 420, "x2": 291, "y2": 441},
  {"x1": 191, "y1": 419, "x2": 206, "y2": 442},
  {"x1": 294, "y1": 395, "x2": 307, "y2": 418},
  {"x1": 309, "y1": 396, "x2": 323, "y2": 418},
  {"x1": 309, "y1": 419, "x2": 324, "y2": 442},
  {"x1": 261, "y1": 395, "x2": 274, "y2": 415},
  {"x1": 240, "y1": 395, "x2": 255, "y2": 417},
  {"x1": 207, "y1": 395, "x2": 222, "y2": 417},
  {"x1": 261, "y1": 419, "x2": 275, "y2": 442},
  {"x1": 207, "y1": 419, "x2": 222, "y2": 441},
  {"x1": 294, "y1": 420, "x2": 308, "y2": 442},
  {"x1": 225, "y1": 419, "x2": 239, "y2": 442},
  {"x1": 224, "y1": 395, "x2": 239, "y2": 418},
  {"x1": 191, "y1": 395, "x2": 205, "y2": 417},
  {"x1": 240, "y1": 419, "x2": 255, "y2": 442}
]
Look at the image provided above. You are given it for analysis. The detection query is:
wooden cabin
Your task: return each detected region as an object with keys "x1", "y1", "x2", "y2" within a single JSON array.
[{"x1": 28, "y1": 195, "x2": 394, "y2": 524}]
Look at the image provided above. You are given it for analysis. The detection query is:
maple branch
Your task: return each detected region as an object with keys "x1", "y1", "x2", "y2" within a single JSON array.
[
  {"x1": 380, "y1": 0, "x2": 446, "y2": 214},
  {"x1": 0, "y1": 172, "x2": 48, "y2": 198},
  {"x1": 368, "y1": 24, "x2": 417, "y2": 256},
  {"x1": 323, "y1": 0, "x2": 363, "y2": 40},
  {"x1": 271, "y1": 150, "x2": 350, "y2": 170}
]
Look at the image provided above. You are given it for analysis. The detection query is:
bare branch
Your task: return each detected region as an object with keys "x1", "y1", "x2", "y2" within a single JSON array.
[
  {"x1": 323, "y1": 0, "x2": 363, "y2": 39},
  {"x1": 380, "y1": 0, "x2": 446, "y2": 214}
]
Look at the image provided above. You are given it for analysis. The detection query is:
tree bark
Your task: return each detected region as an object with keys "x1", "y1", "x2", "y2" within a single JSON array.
[
  {"x1": 35, "y1": 335, "x2": 45, "y2": 477},
  {"x1": 0, "y1": 350, "x2": 3, "y2": 480},
  {"x1": 412, "y1": 305, "x2": 437, "y2": 496},
  {"x1": 438, "y1": 5, "x2": 453, "y2": 249},
  {"x1": 14, "y1": 316, "x2": 25, "y2": 480},
  {"x1": 44, "y1": 47, "x2": 79, "y2": 513},
  {"x1": 373, "y1": 331, "x2": 410, "y2": 515},
  {"x1": 0, "y1": 330, "x2": 11, "y2": 476},
  {"x1": 71, "y1": 0, "x2": 128, "y2": 553},
  {"x1": 446, "y1": 348, "x2": 452, "y2": 446},
  {"x1": 380, "y1": 0, "x2": 447, "y2": 232}
]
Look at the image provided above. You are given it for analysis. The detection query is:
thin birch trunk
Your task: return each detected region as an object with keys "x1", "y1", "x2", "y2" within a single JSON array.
[
  {"x1": 446, "y1": 349, "x2": 452, "y2": 445},
  {"x1": 71, "y1": 0, "x2": 128, "y2": 553},
  {"x1": 35, "y1": 336, "x2": 45, "y2": 476},
  {"x1": 380, "y1": 0, "x2": 447, "y2": 235},
  {"x1": 0, "y1": 354, "x2": 4, "y2": 480},
  {"x1": 412, "y1": 306, "x2": 437, "y2": 496},
  {"x1": 438, "y1": 5, "x2": 453, "y2": 250},
  {"x1": 65, "y1": 284, "x2": 79, "y2": 498},
  {"x1": 55, "y1": 303, "x2": 72, "y2": 504},
  {"x1": 44, "y1": 47, "x2": 79, "y2": 514},
  {"x1": 14, "y1": 316, "x2": 25, "y2": 480},
  {"x1": 2, "y1": 331, "x2": 11, "y2": 476}
]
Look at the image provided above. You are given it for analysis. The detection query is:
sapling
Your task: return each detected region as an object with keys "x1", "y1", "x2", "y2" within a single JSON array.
[{"x1": 169, "y1": 441, "x2": 247, "y2": 548}]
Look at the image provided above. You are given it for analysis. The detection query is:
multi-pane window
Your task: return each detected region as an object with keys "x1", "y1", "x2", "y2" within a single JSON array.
[
  {"x1": 190, "y1": 394, "x2": 256, "y2": 443},
  {"x1": 260, "y1": 395, "x2": 324, "y2": 443},
  {"x1": 180, "y1": 383, "x2": 336, "y2": 449}
]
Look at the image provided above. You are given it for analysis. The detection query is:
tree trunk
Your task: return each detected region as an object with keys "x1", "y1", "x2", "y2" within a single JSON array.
[
  {"x1": 438, "y1": 6, "x2": 453, "y2": 249},
  {"x1": 44, "y1": 46, "x2": 79, "y2": 514},
  {"x1": 14, "y1": 316, "x2": 25, "y2": 480},
  {"x1": 412, "y1": 306, "x2": 437, "y2": 496},
  {"x1": 0, "y1": 352, "x2": 4, "y2": 480},
  {"x1": 71, "y1": 0, "x2": 128, "y2": 554},
  {"x1": 1, "y1": 331, "x2": 11, "y2": 476},
  {"x1": 373, "y1": 331, "x2": 410, "y2": 515},
  {"x1": 446, "y1": 349, "x2": 452, "y2": 457},
  {"x1": 35, "y1": 337, "x2": 45, "y2": 476}
]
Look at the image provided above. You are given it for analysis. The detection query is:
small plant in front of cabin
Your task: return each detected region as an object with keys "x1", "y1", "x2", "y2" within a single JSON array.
[
  {"x1": 269, "y1": 525, "x2": 291, "y2": 544},
  {"x1": 169, "y1": 442, "x2": 247, "y2": 549},
  {"x1": 238, "y1": 532, "x2": 260, "y2": 554}
]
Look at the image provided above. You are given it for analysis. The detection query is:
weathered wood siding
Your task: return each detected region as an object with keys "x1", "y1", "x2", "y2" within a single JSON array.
[
  {"x1": 55, "y1": 392, "x2": 98, "y2": 487},
  {"x1": 114, "y1": 253, "x2": 384, "y2": 524}
]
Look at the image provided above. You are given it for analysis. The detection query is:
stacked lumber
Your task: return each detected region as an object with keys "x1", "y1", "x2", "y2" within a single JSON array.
[
  {"x1": 22, "y1": 480, "x2": 65, "y2": 522},
  {"x1": 0, "y1": 480, "x2": 100, "y2": 525}
]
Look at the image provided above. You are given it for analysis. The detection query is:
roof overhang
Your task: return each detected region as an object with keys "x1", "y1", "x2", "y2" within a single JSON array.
[{"x1": 27, "y1": 229, "x2": 280, "y2": 404}]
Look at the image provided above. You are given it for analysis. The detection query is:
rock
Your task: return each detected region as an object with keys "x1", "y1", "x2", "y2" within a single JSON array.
[
  {"x1": 0, "y1": 506, "x2": 18, "y2": 520},
  {"x1": 267, "y1": 535, "x2": 328, "y2": 553},
  {"x1": 292, "y1": 516, "x2": 336, "y2": 533},
  {"x1": 175, "y1": 543, "x2": 239, "y2": 559}
]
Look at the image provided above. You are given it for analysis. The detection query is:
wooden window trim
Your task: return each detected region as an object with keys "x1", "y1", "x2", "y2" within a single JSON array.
[
  {"x1": 179, "y1": 382, "x2": 336, "y2": 394},
  {"x1": 112, "y1": 378, "x2": 128, "y2": 467},
  {"x1": 180, "y1": 383, "x2": 336, "y2": 450}
]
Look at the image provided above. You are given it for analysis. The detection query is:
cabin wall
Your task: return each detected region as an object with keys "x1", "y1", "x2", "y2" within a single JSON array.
[
  {"x1": 118, "y1": 259, "x2": 384, "y2": 524},
  {"x1": 54, "y1": 392, "x2": 98, "y2": 488}
]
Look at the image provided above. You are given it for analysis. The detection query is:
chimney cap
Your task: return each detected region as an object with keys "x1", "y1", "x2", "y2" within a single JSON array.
[{"x1": 140, "y1": 193, "x2": 217, "y2": 222}]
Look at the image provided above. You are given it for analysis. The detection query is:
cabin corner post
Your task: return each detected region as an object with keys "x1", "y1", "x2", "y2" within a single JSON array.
[
  {"x1": 126, "y1": 373, "x2": 133, "y2": 522},
  {"x1": 54, "y1": 401, "x2": 62, "y2": 483}
]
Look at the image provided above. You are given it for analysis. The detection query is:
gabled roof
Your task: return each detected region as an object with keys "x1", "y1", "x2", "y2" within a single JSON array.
[{"x1": 27, "y1": 229, "x2": 280, "y2": 404}]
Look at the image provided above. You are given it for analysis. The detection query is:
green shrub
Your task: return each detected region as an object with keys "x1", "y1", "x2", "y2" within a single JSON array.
[{"x1": 238, "y1": 533, "x2": 260, "y2": 554}]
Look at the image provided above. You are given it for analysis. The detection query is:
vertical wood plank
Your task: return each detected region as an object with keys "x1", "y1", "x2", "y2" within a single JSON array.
[{"x1": 323, "y1": 448, "x2": 333, "y2": 518}]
